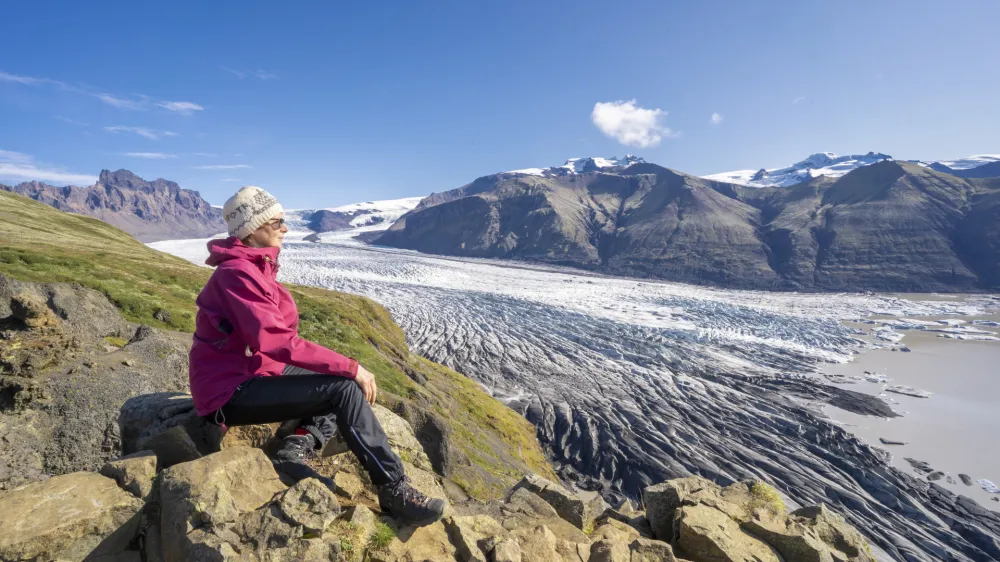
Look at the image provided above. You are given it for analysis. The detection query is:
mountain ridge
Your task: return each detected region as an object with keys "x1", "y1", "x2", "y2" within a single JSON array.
[
  {"x1": 0, "y1": 169, "x2": 223, "y2": 242},
  {"x1": 377, "y1": 160, "x2": 1000, "y2": 292}
]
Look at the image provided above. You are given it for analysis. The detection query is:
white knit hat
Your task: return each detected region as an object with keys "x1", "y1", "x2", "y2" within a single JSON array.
[{"x1": 222, "y1": 186, "x2": 284, "y2": 239}]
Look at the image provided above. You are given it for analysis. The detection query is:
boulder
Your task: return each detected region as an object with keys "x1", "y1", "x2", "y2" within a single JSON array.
[
  {"x1": 447, "y1": 514, "x2": 510, "y2": 562},
  {"x1": 373, "y1": 404, "x2": 434, "y2": 470},
  {"x1": 504, "y1": 487, "x2": 560, "y2": 519},
  {"x1": 119, "y1": 392, "x2": 279, "y2": 460},
  {"x1": 743, "y1": 504, "x2": 875, "y2": 562},
  {"x1": 333, "y1": 470, "x2": 365, "y2": 500},
  {"x1": 512, "y1": 525, "x2": 563, "y2": 562},
  {"x1": 119, "y1": 393, "x2": 231, "y2": 457},
  {"x1": 145, "y1": 425, "x2": 203, "y2": 469},
  {"x1": 511, "y1": 474, "x2": 607, "y2": 530},
  {"x1": 375, "y1": 519, "x2": 456, "y2": 562},
  {"x1": 159, "y1": 447, "x2": 286, "y2": 562},
  {"x1": 591, "y1": 538, "x2": 631, "y2": 562},
  {"x1": 642, "y1": 475, "x2": 716, "y2": 541},
  {"x1": 0, "y1": 471, "x2": 143, "y2": 561},
  {"x1": 676, "y1": 504, "x2": 781, "y2": 562},
  {"x1": 10, "y1": 290, "x2": 59, "y2": 328},
  {"x1": 590, "y1": 518, "x2": 641, "y2": 544},
  {"x1": 273, "y1": 478, "x2": 341, "y2": 535},
  {"x1": 100, "y1": 450, "x2": 158, "y2": 501},
  {"x1": 492, "y1": 537, "x2": 523, "y2": 562},
  {"x1": 629, "y1": 537, "x2": 678, "y2": 562}
]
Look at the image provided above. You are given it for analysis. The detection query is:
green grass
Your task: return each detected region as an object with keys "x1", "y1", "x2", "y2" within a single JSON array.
[
  {"x1": 104, "y1": 336, "x2": 129, "y2": 348},
  {"x1": 745, "y1": 481, "x2": 786, "y2": 518},
  {"x1": 0, "y1": 190, "x2": 554, "y2": 499},
  {"x1": 368, "y1": 520, "x2": 396, "y2": 552}
]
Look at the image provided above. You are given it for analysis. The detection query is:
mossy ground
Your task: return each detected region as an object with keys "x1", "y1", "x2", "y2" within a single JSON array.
[
  {"x1": 0, "y1": 190, "x2": 554, "y2": 498},
  {"x1": 745, "y1": 480, "x2": 786, "y2": 518}
]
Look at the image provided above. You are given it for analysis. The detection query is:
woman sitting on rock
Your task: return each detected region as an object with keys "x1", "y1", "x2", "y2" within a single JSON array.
[{"x1": 189, "y1": 185, "x2": 445, "y2": 527}]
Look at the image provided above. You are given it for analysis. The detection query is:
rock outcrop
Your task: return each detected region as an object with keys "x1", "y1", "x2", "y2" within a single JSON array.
[
  {"x1": 378, "y1": 161, "x2": 1000, "y2": 292},
  {"x1": 0, "y1": 169, "x2": 222, "y2": 242},
  {"x1": 0, "y1": 413, "x2": 880, "y2": 562},
  {"x1": 0, "y1": 471, "x2": 144, "y2": 561},
  {"x1": 0, "y1": 274, "x2": 190, "y2": 490}
]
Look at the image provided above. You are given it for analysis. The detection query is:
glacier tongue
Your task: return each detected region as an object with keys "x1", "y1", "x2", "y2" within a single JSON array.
[{"x1": 271, "y1": 236, "x2": 999, "y2": 562}]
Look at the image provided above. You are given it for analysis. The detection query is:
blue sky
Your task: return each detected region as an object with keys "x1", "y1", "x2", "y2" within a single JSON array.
[{"x1": 1, "y1": 1, "x2": 998, "y2": 208}]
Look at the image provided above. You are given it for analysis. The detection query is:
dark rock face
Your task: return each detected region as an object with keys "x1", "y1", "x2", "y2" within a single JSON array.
[
  {"x1": 304, "y1": 209, "x2": 357, "y2": 232},
  {"x1": 378, "y1": 161, "x2": 1000, "y2": 292},
  {"x1": 0, "y1": 274, "x2": 191, "y2": 489},
  {"x1": 0, "y1": 169, "x2": 222, "y2": 242}
]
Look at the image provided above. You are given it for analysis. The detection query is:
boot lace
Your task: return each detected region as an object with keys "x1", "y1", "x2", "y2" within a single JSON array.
[
  {"x1": 279, "y1": 435, "x2": 316, "y2": 463},
  {"x1": 388, "y1": 477, "x2": 432, "y2": 507}
]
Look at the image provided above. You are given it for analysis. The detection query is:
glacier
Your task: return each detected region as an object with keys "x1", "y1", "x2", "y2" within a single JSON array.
[{"x1": 152, "y1": 225, "x2": 1000, "y2": 560}]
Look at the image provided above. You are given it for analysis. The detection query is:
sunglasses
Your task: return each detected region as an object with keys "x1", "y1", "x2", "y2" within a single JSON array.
[{"x1": 265, "y1": 218, "x2": 287, "y2": 230}]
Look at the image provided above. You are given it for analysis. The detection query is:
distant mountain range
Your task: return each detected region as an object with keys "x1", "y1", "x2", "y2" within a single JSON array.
[
  {"x1": 704, "y1": 152, "x2": 1000, "y2": 187},
  {"x1": 0, "y1": 170, "x2": 221, "y2": 242},
  {"x1": 285, "y1": 197, "x2": 424, "y2": 237},
  {"x1": 376, "y1": 157, "x2": 1000, "y2": 292}
]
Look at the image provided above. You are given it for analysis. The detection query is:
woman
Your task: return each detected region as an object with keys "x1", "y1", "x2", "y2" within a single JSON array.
[{"x1": 189, "y1": 185, "x2": 445, "y2": 527}]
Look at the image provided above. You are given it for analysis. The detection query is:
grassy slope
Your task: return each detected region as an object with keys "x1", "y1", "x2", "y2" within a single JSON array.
[{"x1": 0, "y1": 190, "x2": 554, "y2": 497}]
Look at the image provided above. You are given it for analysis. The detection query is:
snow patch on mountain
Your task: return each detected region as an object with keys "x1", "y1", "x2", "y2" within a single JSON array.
[
  {"x1": 703, "y1": 152, "x2": 893, "y2": 187},
  {"x1": 934, "y1": 154, "x2": 1000, "y2": 170},
  {"x1": 506, "y1": 155, "x2": 645, "y2": 177},
  {"x1": 285, "y1": 196, "x2": 425, "y2": 232}
]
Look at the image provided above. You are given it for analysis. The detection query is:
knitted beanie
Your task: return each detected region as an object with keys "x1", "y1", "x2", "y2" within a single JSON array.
[{"x1": 222, "y1": 186, "x2": 283, "y2": 240}]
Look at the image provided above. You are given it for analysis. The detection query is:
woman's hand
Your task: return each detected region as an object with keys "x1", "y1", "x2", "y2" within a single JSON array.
[{"x1": 355, "y1": 365, "x2": 378, "y2": 406}]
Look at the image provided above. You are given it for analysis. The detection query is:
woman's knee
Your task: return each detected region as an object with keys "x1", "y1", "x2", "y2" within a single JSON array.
[{"x1": 327, "y1": 377, "x2": 365, "y2": 407}]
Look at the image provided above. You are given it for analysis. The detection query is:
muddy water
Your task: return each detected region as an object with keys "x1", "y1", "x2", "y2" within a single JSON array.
[{"x1": 823, "y1": 328, "x2": 1000, "y2": 508}]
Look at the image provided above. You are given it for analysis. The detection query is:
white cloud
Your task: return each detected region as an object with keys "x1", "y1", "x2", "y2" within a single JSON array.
[
  {"x1": 222, "y1": 66, "x2": 247, "y2": 79},
  {"x1": 792, "y1": 96, "x2": 807, "y2": 105},
  {"x1": 0, "y1": 149, "x2": 33, "y2": 163},
  {"x1": 252, "y1": 69, "x2": 278, "y2": 81},
  {"x1": 1, "y1": 70, "x2": 204, "y2": 114},
  {"x1": 0, "y1": 150, "x2": 97, "y2": 186},
  {"x1": 711, "y1": 112, "x2": 724, "y2": 125},
  {"x1": 0, "y1": 71, "x2": 48, "y2": 86},
  {"x1": 195, "y1": 164, "x2": 252, "y2": 170},
  {"x1": 591, "y1": 100, "x2": 675, "y2": 148},
  {"x1": 193, "y1": 152, "x2": 218, "y2": 157},
  {"x1": 95, "y1": 93, "x2": 148, "y2": 110},
  {"x1": 125, "y1": 152, "x2": 177, "y2": 159},
  {"x1": 104, "y1": 125, "x2": 178, "y2": 140},
  {"x1": 54, "y1": 116, "x2": 89, "y2": 127},
  {"x1": 158, "y1": 101, "x2": 205, "y2": 115},
  {"x1": 223, "y1": 66, "x2": 278, "y2": 81}
]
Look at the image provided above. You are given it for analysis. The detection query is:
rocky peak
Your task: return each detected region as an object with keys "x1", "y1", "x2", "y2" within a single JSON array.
[{"x1": 2, "y1": 169, "x2": 222, "y2": 242}]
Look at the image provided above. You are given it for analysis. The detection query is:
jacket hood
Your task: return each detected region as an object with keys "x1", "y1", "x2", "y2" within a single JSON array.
[{"x1": 205, "y1": 237, "x2": 280, "y2": 267}]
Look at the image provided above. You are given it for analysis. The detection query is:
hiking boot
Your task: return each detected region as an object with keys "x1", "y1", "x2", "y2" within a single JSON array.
[
  {"x1": 272, "y1": 434, "x2": 334, "y2": 491},
  {"x1": 378, "y1": 476, "x2": 446, "y2": 527}
]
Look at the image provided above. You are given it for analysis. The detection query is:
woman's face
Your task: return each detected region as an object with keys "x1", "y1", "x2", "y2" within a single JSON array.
[{"x1": 244, "y1": 212, "x2": 288, "y2": 248}]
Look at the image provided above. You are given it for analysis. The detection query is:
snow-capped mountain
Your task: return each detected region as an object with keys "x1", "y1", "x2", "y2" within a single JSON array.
[
  {"x1": 286, "y1": 196, "x2": 425, "y2": 234},
  {"x1": 705, "y1": 152, "x2": 1000, "y2": 188},
  {"x1": 932, "y1": 154, "x2": 1000, "y2": 170},
  {"x1": 505, "y1": 155, "x2": 645, "y2": 177},
  {"x1": 703, "y1": 152, "x2": 893, "y2": 187}
]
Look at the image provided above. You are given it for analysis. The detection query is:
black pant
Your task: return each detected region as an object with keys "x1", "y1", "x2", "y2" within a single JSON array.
[{"x1": 211, "y1": 365, "x2": 405, "y2": 486}]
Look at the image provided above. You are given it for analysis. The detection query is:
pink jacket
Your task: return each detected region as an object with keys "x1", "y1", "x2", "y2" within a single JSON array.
[{"x1": 189, "y1": 237, "x2": 358, "y2": 416}]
